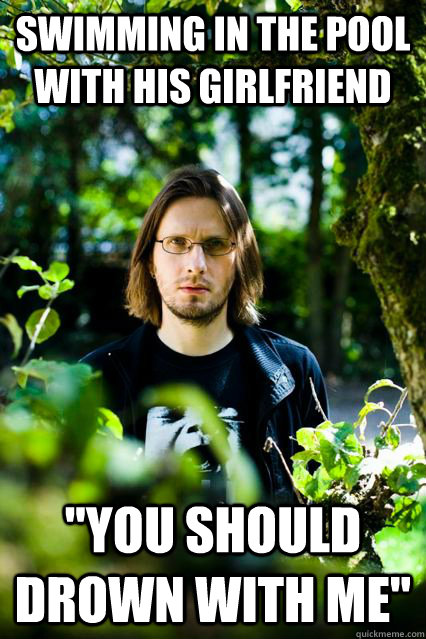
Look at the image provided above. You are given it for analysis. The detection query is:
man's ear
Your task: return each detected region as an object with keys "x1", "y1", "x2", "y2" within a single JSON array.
[{"x1": 148, "y1": 257, "x2": 156, "y2": 279}]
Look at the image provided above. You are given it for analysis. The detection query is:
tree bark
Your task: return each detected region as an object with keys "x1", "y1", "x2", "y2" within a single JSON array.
[
  {"x1": 306, "y1": 108, "x2": 325, "y2": 367},
  {"x1": 327, "y1": 0, "x2": 426, "y2": 446},
  {"x1": 27, "y1": 180, "x2": 55, "y2": 267},
  {"x1": 328, "y1": 246, "x2": 351, "y2": 374},
  {"x1": 65, "y1": 110, "x2": 83, "y2": 283},
  {"x1": 328, "y1": 110, "x2": 364, "y2": 375},
  {"x1": 234, "y1": 107, "x2": 253, "y2": 218}
]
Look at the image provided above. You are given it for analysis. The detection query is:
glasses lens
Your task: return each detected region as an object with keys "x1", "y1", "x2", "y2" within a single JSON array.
[
  {"x1": 203, "y1": 239, "x2": 232, "y2": 255},
  {"x1": 163, "y1": 237, "x2": 190, "y2": 254}
]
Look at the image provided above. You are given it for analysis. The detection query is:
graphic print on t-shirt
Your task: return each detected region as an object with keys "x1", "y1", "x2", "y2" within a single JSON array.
[
  {"x1": 144, "y1": 331, "x2": 254, "y2": 499},
  {"x1": 144, "y1": 405, "x2": 243, "y2": 497}
]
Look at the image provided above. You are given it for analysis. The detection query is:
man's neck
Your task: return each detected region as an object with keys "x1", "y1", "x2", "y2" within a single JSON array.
[{"x1": 157, "y1": 306, "x2": 234, "y2": 356}]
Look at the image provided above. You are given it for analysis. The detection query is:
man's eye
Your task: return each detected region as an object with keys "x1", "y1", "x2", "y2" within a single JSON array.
[
  {"x1": 205, "y1": 239, "x2": 225, "y2": 249},
  {"x1": 170, "y1": 237, "x2": 187, "y2": 245}
]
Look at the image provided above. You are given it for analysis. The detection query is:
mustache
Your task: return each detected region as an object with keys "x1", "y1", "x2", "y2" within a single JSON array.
[{"x1": 178, "y1": 279, "x2": 211, "y2": 289}]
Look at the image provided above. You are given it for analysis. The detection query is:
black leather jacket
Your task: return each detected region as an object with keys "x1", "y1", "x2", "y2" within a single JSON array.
[{"x1": 81, "y1": 322, "x2": 328, "y2": 502}]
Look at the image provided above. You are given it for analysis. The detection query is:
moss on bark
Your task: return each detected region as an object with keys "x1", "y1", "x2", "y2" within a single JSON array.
[{"x1": 302, "y1": 1, "x2": 426, "y2": 444}]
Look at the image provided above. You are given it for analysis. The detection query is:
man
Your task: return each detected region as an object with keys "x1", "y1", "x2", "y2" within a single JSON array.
[{"x1": 82, "y1": 165, "x2": 328, "y2": 502}]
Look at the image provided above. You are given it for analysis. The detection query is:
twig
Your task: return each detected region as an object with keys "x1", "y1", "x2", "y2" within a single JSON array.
[
  {"x1": 309, "y1": 377, "x2": 328, "y2": 422},
  {"x1": 20, "y1": 298, "x2": 54, "y2": 367},
  {"x1": 381, "y1": 388, "x2": 409, "y2": 436},
  {"x1": 264, "y1": 436, "x2": 305, "y2": 504},
  {"x1": 0, "y1": 248, "x2": 18, "y2": 283}
]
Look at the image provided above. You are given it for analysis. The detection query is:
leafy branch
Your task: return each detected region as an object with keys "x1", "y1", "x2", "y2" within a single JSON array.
[
  {"x1": 0, "y1": 254, "x2": 74, "y2": 364},
  {"x1": 265, "y1": 379, "x2": 425, "y2": 539}
]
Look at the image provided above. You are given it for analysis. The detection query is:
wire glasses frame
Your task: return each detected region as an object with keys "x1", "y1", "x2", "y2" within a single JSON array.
[{"x1": 155, "y1": 236, "x2": 236, "y2": 256}]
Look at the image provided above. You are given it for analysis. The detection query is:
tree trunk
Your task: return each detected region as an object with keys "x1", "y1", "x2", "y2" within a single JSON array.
[
  {"x1": 327, "y1": 111, "x2": 363, "y2": 375},
  {"x1": 234, "y1": 107, "x2": 253, "y2": 218},
  {"x1": 332, "y1": 0, "x2": 426, "y2": 446},
  {"x1": 306, "y1": 108, "x2": 325, "y2": 367},
  {"x1": 328, "y1": 246, "x2": 351, "y2": 375},
  {"x1": 65, "y1": 111, "x2": 83, "y2": 283},
  {"x1": 27, "y1": 181, "x2": 54, "y2": 267}
]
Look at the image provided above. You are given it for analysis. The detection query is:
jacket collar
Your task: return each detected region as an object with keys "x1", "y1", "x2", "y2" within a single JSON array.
[
  {"x1": 240, "y1": 325, "x2": 295, "y2": 420},
  {"x1": 110, "y1": 322, "x2": 295, "y2": 418}
]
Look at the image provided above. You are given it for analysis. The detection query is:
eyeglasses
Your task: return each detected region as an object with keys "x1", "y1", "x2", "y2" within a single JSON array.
[{"x1": 155, "y1": 236, "x2": 236, "y2": 256}]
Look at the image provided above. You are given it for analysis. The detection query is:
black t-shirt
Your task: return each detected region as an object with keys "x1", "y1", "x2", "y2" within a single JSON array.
[{"x1": 143, "y1": 331, "x2": 254, "y2": 498}]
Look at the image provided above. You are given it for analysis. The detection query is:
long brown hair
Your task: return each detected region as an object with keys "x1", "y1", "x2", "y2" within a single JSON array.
[{"x1": 125, "y1": 165, "x2": 264, "y2": 327}]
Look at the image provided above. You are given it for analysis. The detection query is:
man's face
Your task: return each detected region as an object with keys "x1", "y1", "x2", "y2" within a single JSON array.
[{"x1": 151, "y1": 196, "x2": 236, "y2": 326}]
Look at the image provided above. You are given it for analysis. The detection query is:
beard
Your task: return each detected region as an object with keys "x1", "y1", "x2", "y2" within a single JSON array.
[{"x1": 163, "y1": 292, "x2": 229, "y2": 327}]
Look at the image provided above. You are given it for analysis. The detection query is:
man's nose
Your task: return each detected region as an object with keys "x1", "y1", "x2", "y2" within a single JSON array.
[{"x1": 185, "y1": 243, "x2": 207, "y2": 273}]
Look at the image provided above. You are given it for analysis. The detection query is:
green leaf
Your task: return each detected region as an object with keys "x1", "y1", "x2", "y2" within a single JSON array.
[
  {"x1": 17, "y1": 285, "x2": 40, "y2": 299},
  {"x1": 25, "y1": 308, "x2": 61, "y2": 344},
  {"x1": 387, "y1": 497, "x2": 422, "y2": 532},
  {"x1": 385, "y1": 423, "x2": 401, "y2": 449},
  {"x1": 344, "y1": 465, "x2": 360, "y2": 491},
  {"x1": 38, "y1": 284, "x2": 57, "y2": 300},
  {"x1": 375, "y1": 434, "x2": 387, "y2": 449},
  {"x1": 342, "y1": 433, "x2": 364, "y2": 464},
  {"x1": 0, "y1": 313, "x2": 23, "y2": 358},
  {"x1": 0, "y1": 88, "x2": 16, "y2": 133},
  {"x1": 11, "y1": 255, "x2": 42, "y2": 272},
  {"x1": 6, "y1": 45, "x2": 22, "y2": 71},
  {"x1": 381, "y1": 466, "x2": 392, "y2": 479},
  {"x1": 286, "y1": 0, "x2": 302, "y2": 10},
  {"x1": 316, "y1": 422, "x2": 362, "y2": 468},
  {"x1": 319, "y1": 438, "x2": 347, "y2": 479},
  {"x1": 0, "y1": 88, "x2": 15, "y2": 104},
  {"x1": 410, "y1": 463, "x2": 426, "y2": 480},
  {"x1": 13, "y1": 360, "x2": 56, "y2": 388},
  {"x1": 333, "y1": 421, "x2": 356, "y2": 442},
  {"x1": 317, "y1": 420, "x2": 354, "y2": 443},
  {"x1": 97, "y1": 407, "x2": 123, "y2": 440},
  {"x1": 292, "y1": 463, "x2": 332, "y2": 501},
  {"x1": 296, "y1": 427, "x2": 318, "y2": 451},
  {"x1": 0, "y1": 112, "x2": 15, "y2": 132},
  {"x1": 146, "y1": 0, "x2": 169, "y2": 11},
  {"x1": 42, "y1": 261, "x2": 70, "y2": 282},
  {"x1": 68, "y1": 478, "x2": 103, "y2": 503},
  {"x1": 291, "y1": 450, "x2": 320, "y2": 465},
  {"x1": 355, "y1": 401, "x2": 387, "y2": 440},
  {"x1": 12, "y1": 359, "x2": 95, "y2": 389},
  {"x1": 384, "y1": 465, "x2": 419, "y2": 495},
  {"x1": 58, "y1": 278, "x2": 74, "y2": 293},
  {"x1": 24, "y1": 428, "x2": 59, "y2": 466},
  {"x1": 292, "y1": 463, "x2": 313, "y2": 497},
  {"x1": 25, "y1": 82, "x2": 33, "y2": 101},
  {"x1": 206, "y1": 0, "x2": 221, "y2": 15},
  {"x1": 316, "y1": 420, "x2": 334, "y2": 430},
  {"x1": 364, "y1": 379, "x2": 403, "y2": 403},
  {"x1": 307, "y1": 465, "x2": 332, "y2": 501}
]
